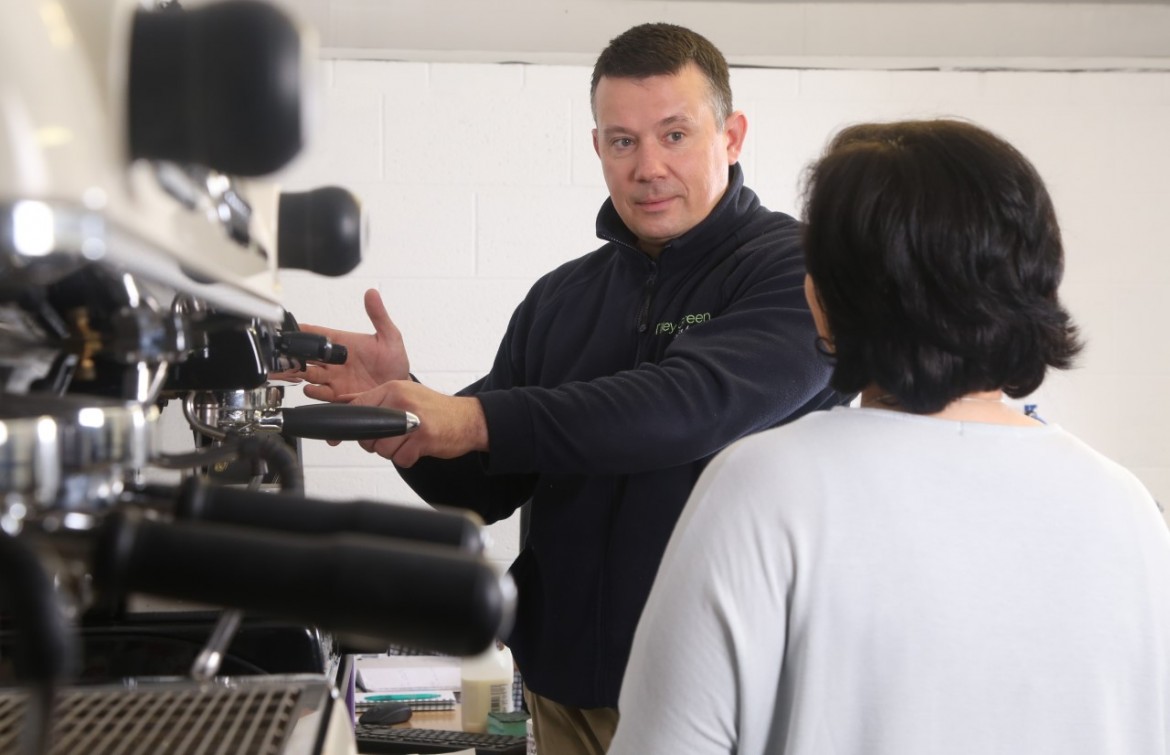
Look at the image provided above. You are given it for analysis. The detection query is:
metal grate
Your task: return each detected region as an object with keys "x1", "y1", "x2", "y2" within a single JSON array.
[{"x1": 0, "y1": 683, "x2": 308, "y2": 755}]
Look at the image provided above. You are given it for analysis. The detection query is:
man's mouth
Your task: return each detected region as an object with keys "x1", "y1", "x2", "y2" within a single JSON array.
[{"x1": 636, "y1": 196, "x2": 675, "y2": 211}]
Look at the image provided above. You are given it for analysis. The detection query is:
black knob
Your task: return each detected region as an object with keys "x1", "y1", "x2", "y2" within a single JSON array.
[
  {"x1": 279, "y1": 331, "x2": 348, "y2": 364},
  {"x1": 129, "y1": 0, "x2": 307, "y2": 176},
  {"x1": 278, "y1": 187, "x2": 365, "y2": 276}
]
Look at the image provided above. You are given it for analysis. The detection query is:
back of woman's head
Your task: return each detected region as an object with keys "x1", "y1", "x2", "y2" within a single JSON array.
[{"x1": 801, "y1": 119, "x2": 1082, "y2": 414}]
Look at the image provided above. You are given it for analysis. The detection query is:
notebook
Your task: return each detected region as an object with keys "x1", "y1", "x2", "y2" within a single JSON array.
[{"x1": 356, "y1": 690, "x2": 457, "y2": 712}]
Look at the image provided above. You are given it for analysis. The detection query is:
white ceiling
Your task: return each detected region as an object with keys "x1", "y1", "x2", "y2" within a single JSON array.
[{"x1": 255, "y1": 0, "x2": 1170, "y2": 70}]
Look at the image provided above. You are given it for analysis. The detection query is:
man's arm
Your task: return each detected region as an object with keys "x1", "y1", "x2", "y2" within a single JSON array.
[
  {"x1": 479, "y1": 256, "x2": 832, "y2": 475},
  {"x1": 342, "y1": 251, "x2": 833, "y2": 476}
]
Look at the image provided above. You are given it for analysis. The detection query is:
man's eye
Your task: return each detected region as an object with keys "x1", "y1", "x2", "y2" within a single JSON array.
[
  {"x1": 667, "y1": 131, "x2": 685, "y2": 143},
  {"x1": 613, "y1": 137, "x2": 634, "y2": 149}
]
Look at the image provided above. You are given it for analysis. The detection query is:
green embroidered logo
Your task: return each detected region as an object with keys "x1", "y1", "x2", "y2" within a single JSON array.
[{"x1": 654, "y1": 312, "x2": 711, "y2": 336}]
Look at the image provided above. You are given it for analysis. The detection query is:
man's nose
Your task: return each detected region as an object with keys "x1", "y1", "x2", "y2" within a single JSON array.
[{"x1": 633, "y1": 142, "x2": 668, "y2": 181}]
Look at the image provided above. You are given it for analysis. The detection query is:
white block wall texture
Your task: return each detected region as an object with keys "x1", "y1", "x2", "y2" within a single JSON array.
[{"x1": 261, "y1": 60, "x2": 1170, "y2": 572}]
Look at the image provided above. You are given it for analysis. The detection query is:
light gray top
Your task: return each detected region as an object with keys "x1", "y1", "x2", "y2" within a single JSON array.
[{"x1": 610, "y1": 407, "x2": 1170, "y2": 755}]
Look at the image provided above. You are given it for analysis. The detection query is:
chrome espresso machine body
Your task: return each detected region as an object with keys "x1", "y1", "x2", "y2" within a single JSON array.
[{"x1": 0, "y1": 2, "x2": 515, "y2": 753}]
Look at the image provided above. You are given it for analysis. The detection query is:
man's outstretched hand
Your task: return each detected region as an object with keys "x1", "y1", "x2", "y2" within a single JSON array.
[
  {"x1": 342, "y1": 380, "x2": 490, "y2": 468},
  {"x1": 286, "y1": 288, "x2": 488, "y2": 465},
  {"x1": 294, "y1": 288, "x2": 411, "y2": 402}
]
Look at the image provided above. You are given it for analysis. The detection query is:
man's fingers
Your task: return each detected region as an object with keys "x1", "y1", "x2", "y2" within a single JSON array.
[
  {"x1": 363, "y1": 288, "x2": 398, "y2": 339},
  {"x1": 303, "y1": 384, "x2": 336, "y2": 402},
  {"x1": 302, "y1": 363, "x2": 332, "y2": 384},
  {"x1": 392, "y1": 454, "x2": 418, "y2": 468},
  {"x1": 374, "y1": 435, "x2": 410, "y2": 463}
]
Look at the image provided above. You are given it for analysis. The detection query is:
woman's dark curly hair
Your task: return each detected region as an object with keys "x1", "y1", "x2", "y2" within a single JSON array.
[{"x1": 801, "y1": 119, "x2": 1082, "y2": 414}]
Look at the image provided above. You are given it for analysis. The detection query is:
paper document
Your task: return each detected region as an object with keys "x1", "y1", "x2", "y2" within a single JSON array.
[{"x1": 355, "y1": 655, "x2": 461, "y2": 692}]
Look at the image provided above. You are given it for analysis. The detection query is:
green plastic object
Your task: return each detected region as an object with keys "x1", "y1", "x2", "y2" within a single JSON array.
[{"x1": 487, "y1": 711, "x2": 530, "y2": 736}]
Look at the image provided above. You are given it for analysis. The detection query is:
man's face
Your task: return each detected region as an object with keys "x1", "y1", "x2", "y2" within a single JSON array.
[{"x1": 592, "y1": 63, "x2": 746, "y2": 257}]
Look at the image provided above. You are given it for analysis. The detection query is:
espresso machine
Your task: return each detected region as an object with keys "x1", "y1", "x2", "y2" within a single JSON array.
[{"x1": 0, "y1": 1, "x2": 515, "y2": 753}]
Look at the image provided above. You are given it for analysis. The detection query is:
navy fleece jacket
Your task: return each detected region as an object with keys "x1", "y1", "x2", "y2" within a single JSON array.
[{"x1": 399, "y1": 164, "x2": 841, "y2": 708}]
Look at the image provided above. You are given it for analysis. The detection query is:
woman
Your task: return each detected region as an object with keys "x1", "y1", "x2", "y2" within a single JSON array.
[{"x1": 608, "y1": 119, "x2": 1170, "y2": 755}]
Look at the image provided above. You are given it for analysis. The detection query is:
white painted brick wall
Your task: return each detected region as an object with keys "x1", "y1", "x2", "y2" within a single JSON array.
[{"x1": 260, "y1": 60, "x2": 1170, "y2": 573}]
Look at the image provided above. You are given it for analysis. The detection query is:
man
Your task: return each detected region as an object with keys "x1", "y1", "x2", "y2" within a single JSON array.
[{"x1": 297, "y1": 23, "x2": 841, "y2": 754}]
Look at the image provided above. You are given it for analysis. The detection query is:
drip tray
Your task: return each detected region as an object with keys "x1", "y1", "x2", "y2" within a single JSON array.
[{"x1": 0, "y1": 678, "x2": 334, "y2": 754}]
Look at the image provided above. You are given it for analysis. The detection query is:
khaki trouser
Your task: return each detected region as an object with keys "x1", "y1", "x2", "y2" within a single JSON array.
[{"x1": 523, "y1": 685, "x2": 620, "y2": 755}]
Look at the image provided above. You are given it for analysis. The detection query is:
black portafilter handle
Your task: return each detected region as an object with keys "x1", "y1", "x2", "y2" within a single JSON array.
[
  {"x1": 278, "y1": 187, "x2": 364, "y2": 276},
  {"x1": 0, "y1": 531, "x2": 77, "y2": 684},
  {"x1": 91, "y1": 511, "x2": 515, "y2": 657},
  {"x1": 280, "y1": 403, "x2": 419, "y2": 440},
  {"x1": 128, "y1": 0, "x2": 306, "y2": 175},
  {"x1": 174, "y1": 477, "x2": 486, "y2": 555}
]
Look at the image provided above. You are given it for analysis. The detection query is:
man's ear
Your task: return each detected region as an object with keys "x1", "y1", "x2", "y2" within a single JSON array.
[
  {"x1": 724, "y1": 110, "x2": 748, "y2": 164},
  {"x1": 804, "y1": 273, "x2": 832, "y2": 344},
  {"x1": 592, "y1": 128, "x2": 600, "y2": 158}
]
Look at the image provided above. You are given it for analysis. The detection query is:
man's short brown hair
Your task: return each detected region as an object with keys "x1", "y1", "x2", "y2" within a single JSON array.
[{"x1": 590, "y1": 23, "x2": 733, "y2": 125}]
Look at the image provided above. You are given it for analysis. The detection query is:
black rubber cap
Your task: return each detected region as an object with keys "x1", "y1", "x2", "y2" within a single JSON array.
[
  {"x1": 129, "y1": 0, "x2": 305, "y2": 175},
  {"x1": 278, "y1": 186, "x2": 364, "y2": 276}
]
